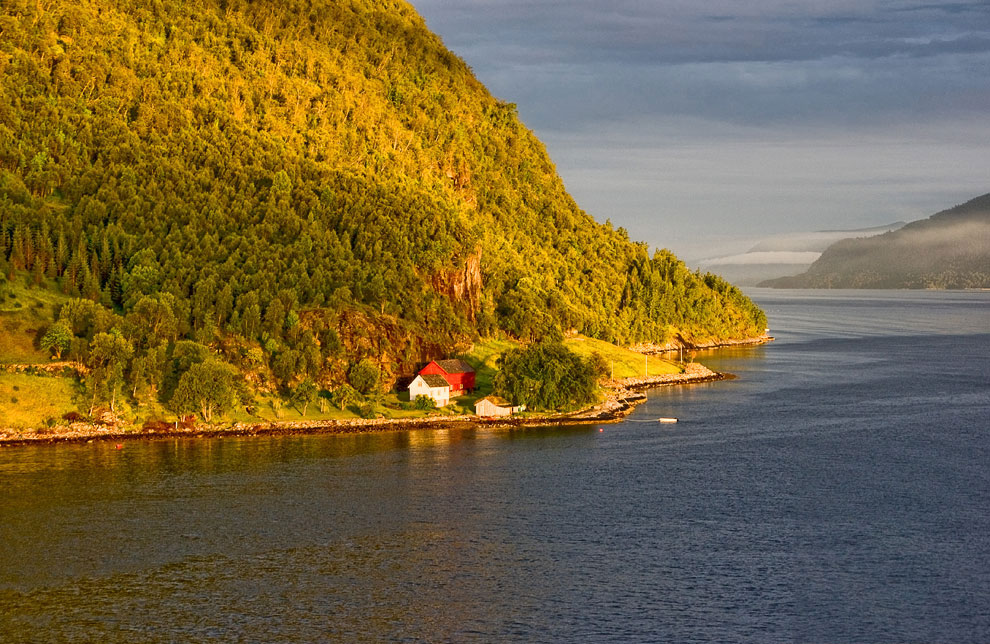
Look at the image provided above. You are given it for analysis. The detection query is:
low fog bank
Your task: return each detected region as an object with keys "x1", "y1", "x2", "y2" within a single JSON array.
[{"x1": 694, "y1": 223, "x2": 904, "y2": 285}]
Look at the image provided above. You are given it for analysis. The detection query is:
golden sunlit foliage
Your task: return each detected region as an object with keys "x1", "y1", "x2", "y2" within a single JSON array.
[{"x1": 0, "y1": 0, "x2": 765, "y2": 419}]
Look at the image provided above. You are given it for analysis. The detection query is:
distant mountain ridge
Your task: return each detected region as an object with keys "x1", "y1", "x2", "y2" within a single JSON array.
[{"x1": 761, "y1": 194, "x2": 990, "y2": 289}]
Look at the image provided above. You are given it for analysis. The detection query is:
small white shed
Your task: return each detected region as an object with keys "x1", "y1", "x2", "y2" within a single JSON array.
[
  {"x1": 409, "y1": 374, "x2": 451, "y2": 407},
  {"x1": 474, "y1": 395, "x2": 524, "y2": 418}
]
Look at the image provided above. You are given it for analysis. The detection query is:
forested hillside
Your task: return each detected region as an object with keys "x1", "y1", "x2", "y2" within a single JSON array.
[
  {"x1": 0, "y1": 0, "x2": 765, "y2": 417},
  {"x1": 762, "y1": 194, "x2": 990, "y2": 289}
]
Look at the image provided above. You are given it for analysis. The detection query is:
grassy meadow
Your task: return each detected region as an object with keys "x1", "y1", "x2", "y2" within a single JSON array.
[
  {"x1": 0, "y1": 281, "x2": 69, "y2": 365},
  {"x1": 563, "y1": 335, "x2": 681, "y2": 379},
  {"x1": 0, "y1": 372, "x2": 77, "y2": 431},
  {"x1": 0, "y1": 282, "x2": 81, "y2": 431}
]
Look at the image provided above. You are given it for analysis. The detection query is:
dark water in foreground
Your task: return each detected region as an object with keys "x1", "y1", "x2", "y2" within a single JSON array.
[{"x1": 1, "y1": 290, "x2": 988, "y2": 642}]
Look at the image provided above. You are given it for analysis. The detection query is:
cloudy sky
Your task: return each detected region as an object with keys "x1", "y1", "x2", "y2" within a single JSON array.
[{"x1": 409, "y1": 0, "x2": 990, "y2": 260}]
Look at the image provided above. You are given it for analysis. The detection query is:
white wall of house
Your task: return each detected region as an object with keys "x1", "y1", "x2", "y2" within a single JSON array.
[{"x1": 409, "y1": 376, "x2": 450, "y2": 407}]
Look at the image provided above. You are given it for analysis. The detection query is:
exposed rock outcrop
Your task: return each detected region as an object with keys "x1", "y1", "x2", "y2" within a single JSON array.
[{"x1": 431, "y1": 246, "x2": 483, "y2": 319}]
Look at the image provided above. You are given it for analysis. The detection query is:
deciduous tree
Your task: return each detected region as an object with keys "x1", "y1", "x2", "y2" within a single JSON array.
[
  {"x1": 169, "y1": 360, "x2": 238, "y2": 422},
  {"x1": 40, "y1": 321, "x2": 72, "y2": 359},
  {"x1": 87, "y1": 329, "x2": 134, "y2": 413},
  {"x1": 493, "y1": 338, "x2": 600, "y2": 412},
  {"x1": 348, "y1": 358, "x2": 380, "y2": 396},
  {"x1": 291, "y1": 380, "x2": 318, "y2": 416}
]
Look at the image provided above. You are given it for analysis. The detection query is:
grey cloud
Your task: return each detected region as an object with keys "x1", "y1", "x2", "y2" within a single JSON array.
[
  {"x1": 415, "y1": 0, "x2": 990, "y2": 66},
  {"x1": 485, "y1": 52, "x2": 990, "y2": 132},
  {"x1": 540, "y1": 117, "x2": 990, "y2": 258},
  {"x1": 407, "y1": 0, "x2": 989, "y2": 260},
  {"x1": 895, "y1": 2, "x2": 990, "y2": 15}
]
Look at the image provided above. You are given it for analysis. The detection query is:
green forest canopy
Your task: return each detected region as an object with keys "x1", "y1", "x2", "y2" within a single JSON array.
[{"x1": 0, "y1": 0, "x2": 766, "y2": 417}]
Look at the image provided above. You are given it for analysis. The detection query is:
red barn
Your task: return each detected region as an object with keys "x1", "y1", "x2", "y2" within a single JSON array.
[{"x1": 419, "y1": 359, "x2": 476, "y2": 395}]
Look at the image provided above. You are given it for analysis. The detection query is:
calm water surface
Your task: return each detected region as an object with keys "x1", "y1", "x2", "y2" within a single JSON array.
[{"x1": 1, "y1": 289, "x2": 988, "y2": 642}]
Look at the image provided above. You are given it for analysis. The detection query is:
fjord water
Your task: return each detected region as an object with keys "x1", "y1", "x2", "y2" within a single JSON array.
[{"x1": 1, "y1": 291, "x2": 988, "y2": 642}]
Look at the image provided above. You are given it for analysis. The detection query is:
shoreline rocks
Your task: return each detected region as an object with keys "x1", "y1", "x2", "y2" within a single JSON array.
[{"x1": 629, "y1": 333, "x2": 772, "y2": 355}]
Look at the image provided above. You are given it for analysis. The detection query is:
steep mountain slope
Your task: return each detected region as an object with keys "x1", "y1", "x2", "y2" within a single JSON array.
[
  {"x1": 762, "y1": 194, "x2": 990, "y2": 289},
  {"x1": 0, "y1": 0, "x2": 765, "y2": 402}
]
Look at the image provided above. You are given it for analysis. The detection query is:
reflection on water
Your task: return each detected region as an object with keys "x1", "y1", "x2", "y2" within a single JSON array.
[
  {"x1": 1, "y1": 290, "x2": 989, "y2": 642},
  {"x1": 3, "y1": 526, "x2": 550, "y2": 642}
]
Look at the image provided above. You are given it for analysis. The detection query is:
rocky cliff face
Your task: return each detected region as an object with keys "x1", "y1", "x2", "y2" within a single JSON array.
[{"x1": 432, "y1": 247, "x2": 483, "y2": 319}]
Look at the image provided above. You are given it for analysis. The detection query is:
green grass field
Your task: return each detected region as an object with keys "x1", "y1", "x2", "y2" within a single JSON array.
[
  {"x1": 0, "y1": 373, "x2": 78, "y2": 430},
  {"x1": 0, "y1": 279, "x2": 70, "y2": 365},
  {"x1": 462, "y1": 338, "x2": 518, "y2": 383},
  {"x1": 563, "y1": 335, "x2": 681, "y2": 378}
]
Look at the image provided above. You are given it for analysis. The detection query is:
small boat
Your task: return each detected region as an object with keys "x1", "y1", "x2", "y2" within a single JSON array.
[{"x1": 657, "y1": 417, "x2": 678, "y2": 424}]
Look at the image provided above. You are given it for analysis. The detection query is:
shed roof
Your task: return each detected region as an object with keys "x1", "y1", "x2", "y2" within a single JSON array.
[
  {"x1": 431, "y1": 359, "x2": 475, "y2": 374},
  {"x1": 416, "y1": 374, "x2": 451, "y2": 389},
  {"x1": 475, "y1": 395, "x2": 513, "y2": 408}
]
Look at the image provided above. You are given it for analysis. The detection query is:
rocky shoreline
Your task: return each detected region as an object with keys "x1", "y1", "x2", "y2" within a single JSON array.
[
  {"x1": 0, "y1": 363, "x2": 729, "y2": 447},
  {"x1": 629, "y1": 333, "x2": 773, "y2": 354}
]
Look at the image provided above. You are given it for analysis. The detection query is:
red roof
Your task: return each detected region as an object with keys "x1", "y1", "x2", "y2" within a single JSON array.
[{"x1": 429, "y1": 359, "x2": 474, "y2": 374}]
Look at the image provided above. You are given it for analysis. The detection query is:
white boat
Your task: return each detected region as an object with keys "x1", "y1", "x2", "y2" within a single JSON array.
[{"x1": 657, "y1": 417, "x2": 678, "y2": 424}]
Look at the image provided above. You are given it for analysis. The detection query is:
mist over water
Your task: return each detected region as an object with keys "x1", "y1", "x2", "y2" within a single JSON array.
[{"x1": 1, "y1": 290, "x2": 988, "y2": 642}]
